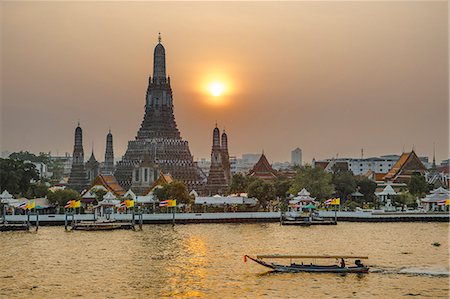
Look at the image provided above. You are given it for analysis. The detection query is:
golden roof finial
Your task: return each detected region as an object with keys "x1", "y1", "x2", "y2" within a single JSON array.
[{"x1": 158, "y1": 32, "x2": 161, "y2": 43}]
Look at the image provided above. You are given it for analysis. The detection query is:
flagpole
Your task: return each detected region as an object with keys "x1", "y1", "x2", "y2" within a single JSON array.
[{"x1": 172, "y1": 206, "x2": 175, "y2": 227}]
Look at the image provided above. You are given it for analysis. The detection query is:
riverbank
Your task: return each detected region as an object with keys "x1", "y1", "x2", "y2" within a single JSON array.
[{"x1": 2, "y1": 211, "x2": 449, "y2": 225}]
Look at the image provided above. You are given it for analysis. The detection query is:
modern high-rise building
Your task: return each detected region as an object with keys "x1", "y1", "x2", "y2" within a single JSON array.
[
  {"x1": 114, "y1": 35, "x2": 204, "y2": 192},
  {"x1": 291, "y1": 147, "x2": 302, "y2": 166}
]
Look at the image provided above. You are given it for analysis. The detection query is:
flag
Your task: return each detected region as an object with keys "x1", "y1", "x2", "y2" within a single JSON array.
[
  {"x1": 19, "y1": 202, "x2": 28, "y2": 209},
  {"x1": 437, "y1": 200, "x2": 446, "y2": 206},
  {"x1": 28, "y1": 200, "x2": 36, "y2": 210},
  {"x1": 159, "y1": 200, "x2": 169, "y2": 207},
  {"x1": 64, "y1": 200, "x2": 75, "y2": 209},
  {"x1": 445, "y1": 199, "x2": 450, "y2": 206},
  {"x1": 167, "y1": 199, "x2": 176, "y2": 207},
  {"x1": 125, "y1": 199, "x2": 134, "y2": 208},
  {"x1": 331, "y1": 198, "x2": 340, "y2": 205},
  {"x1": 324, "y1": 198, "x2": 340, "y2": 205},
  {"x1": 73, "y1": 200, "x2": 81, "y2": 208}
]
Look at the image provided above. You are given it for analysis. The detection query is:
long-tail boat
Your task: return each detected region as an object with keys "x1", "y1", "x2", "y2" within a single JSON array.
[{"x1": 244, "y1": 255, "x2": 369, "y2": 273}]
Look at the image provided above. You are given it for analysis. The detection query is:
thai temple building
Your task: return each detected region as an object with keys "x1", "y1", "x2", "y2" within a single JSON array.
[
  {"x1": 248, "y1": 153, "x2": 278, "y2": 181},
  {"x1": 114, "y1": 34, "x2": 204, "y2": 192},
  {"x1": 205, "y1": 125, "x2": 231, "y2": 195},
  {"x1": 67, "y1": 124, "x2": 89, "y2": 192},
  {"x1": 383, "y1": 150, "x2": 427, "y2": 184}
]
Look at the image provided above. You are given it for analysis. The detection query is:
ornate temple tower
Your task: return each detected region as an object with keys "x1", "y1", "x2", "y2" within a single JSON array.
[
  {"x1": 68, "y1": 124, "x2": 88, "y2": 192},
  {"x1": 115, "y1": 34, "x2": 204, "y2": 193},
  {"x1": 85, "y1": 150, "x2": 100, "y2": 184},
  {"x1": 205, "y1": 125, "x2": 229, "y2": 195},
  {"x1": 221, "y1": 130, "x2": 231, "y2": 185},
  {"x1": 103, "y1": 130, "x2": 115, "y2": 174}
]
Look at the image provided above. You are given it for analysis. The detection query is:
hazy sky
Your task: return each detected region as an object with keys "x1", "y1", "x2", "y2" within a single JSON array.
[{"x1": 1, "y1": 1, "x2": 448, "y2": 163}]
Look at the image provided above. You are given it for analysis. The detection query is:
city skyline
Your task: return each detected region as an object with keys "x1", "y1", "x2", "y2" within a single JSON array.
[{"x1": 1, "y1": 1, "x2": 448, "y2": 163}]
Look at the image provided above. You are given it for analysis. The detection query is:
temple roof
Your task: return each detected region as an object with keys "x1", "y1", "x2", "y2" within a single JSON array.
[
  {"x1": 376, "y1": 184, "x2": 397, "y2": 196},
  {"x1": 87, "y1": 174, "x2": 125, "y2": 196},
  {"x1": 144, "y1": 171, "x2": 174, "y2": 195},
  {"x1": 383, "y1": 151, "x2": 426, "y2": 181},
  {"x1": 249, "y1": 153, "x2": 277, "y2": 179}
]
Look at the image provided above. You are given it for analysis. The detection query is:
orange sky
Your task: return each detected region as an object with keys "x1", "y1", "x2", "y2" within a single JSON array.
[{"x1": 1, "y1": 1, "x2": 448, "y2": 163}]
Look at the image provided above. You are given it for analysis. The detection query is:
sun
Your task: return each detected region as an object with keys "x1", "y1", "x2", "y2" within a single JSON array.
[{"x1": 208, "y1": 82, "x2": 225, "y2": 97}]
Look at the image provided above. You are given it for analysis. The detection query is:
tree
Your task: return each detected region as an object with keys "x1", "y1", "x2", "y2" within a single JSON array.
[
  {"x1": 407, "y1": 173, "x2": 430, "y2": 198},
  {"x1": 93, "y1": 189, "x2": 107, "y2": 202},
  {"x1": 25, "y1": 183, "x2": 49, "y2": 198},
  {"x1": 247, "y1": 178, "x2": 275, "y2": 210},
  {"x1": 47, "y1": 189, "x2": 80, "y2": 207},
  {"x1": 332, "y1": 171, "x2": 357, "y2": 201},
  {"x1": 289, "y1": 166, "x2": 334, "y2": 200},
  {"x1": 229, "y1": 173, "x2": 248, "y2": 194},
  {"x1": 274, "y1": 177, "x2": 292, "y2": 199},
  {"x1": 393, "y1": 191, "x2": 417, "y2": 210},
  {"x1": 356, "y1": 177, "x2": 377, "y2": 203},
  {"x1": 153, "y1": 181, "x2": 192, "y2": 205},
  {"x1": 0, "y1": 158, "x2": 39, "y2": 195}
]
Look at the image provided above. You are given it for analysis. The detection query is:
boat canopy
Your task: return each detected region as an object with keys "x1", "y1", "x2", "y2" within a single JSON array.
[{"x1": 256, "y1": 255, "x2": 368, "y2": 259}]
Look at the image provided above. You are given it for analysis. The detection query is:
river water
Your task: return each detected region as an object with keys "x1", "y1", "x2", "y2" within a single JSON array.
[{"x1": 0, "y1": 222, "x2": 448, "y2": 298}]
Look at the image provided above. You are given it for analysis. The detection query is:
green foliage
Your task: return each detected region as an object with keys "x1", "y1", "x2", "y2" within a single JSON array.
[
  {"x1": 153, "y1": 180, "x2": 192, "y2": 205},
  {"x1": 47, "y1": 189, "x2": 80, "y2": 206},
  {"x1": 0, "y1": 158, "x2": 39, "y2": 196},
  {"x1": 332, "y1": 170, "x2": 357, "y2": 201},
  {"x1": 228, "y1": 173, "x2": 257, "y2": 194},
  {"x1": 343, "y1": 200, "x2": 360, "y2": 211},
  {"x1": 394, "y1": 191, "x2": 417, "y2": 208},
  {"x1": 247, "y1": 178, "x2": 275, "y2": 210},
  {"x1": 289, "y1": 166, "x2": 334, "y2": 200},
  {"x1": 93, "y1": 189, "x2": 107, "y2": 201},
  {"x1": 407, "y1": 173, "x2": 430, "y2": 197},
  {"x1": 25, "y1": 183, "x2": 49, "y2": 198},
  {"x1": 9, "y1": 151, "x2": 50, "y2": 164},
  {"x1": 228, "y1": 173, "x2": 247, "y2": 194},
  {"x1": 356, "y1": 177, "x2": 377, "y2": 203},
  {"x1": 274, "y1": 177, "x2": 292, "y2": 199}
]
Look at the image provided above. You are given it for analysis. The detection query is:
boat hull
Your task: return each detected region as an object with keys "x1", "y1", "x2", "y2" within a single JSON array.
[{"x1": 244, "y1": 255, "x2": 369, "y2": 274}]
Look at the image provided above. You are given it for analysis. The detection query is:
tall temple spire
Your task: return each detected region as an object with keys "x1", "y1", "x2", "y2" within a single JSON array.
[
  {"x1": 432, "y1": 142, "x2": 437, "y2": 169},
  {"x1": 115, "y1": 37, "x2": 203, "y2": 193},
  {"x1": 103, "y1": 130, "x2": 115, "y2": 174},
  {"x1": 153, "y1": 33, "x2": 166, "y2": 83},
  {"x1": 206, "y1": 124, "x2": 229, "y2": 195},
  {"x1": 68, "y1": 123, "x2": 88, "y2": 192}
]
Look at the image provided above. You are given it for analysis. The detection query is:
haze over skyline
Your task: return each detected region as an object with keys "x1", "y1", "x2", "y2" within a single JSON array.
[{"x1": 1, "y1": 1, "x2": 448, "y2": 163}]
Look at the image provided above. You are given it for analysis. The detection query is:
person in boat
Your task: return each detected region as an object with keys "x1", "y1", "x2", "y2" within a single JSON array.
[
  {"x1": 354, "y1": 259, "x2": 364, "y2": 267},
  {"x1": 340, "y1": 258, "x2": 346, "y2": 268}
]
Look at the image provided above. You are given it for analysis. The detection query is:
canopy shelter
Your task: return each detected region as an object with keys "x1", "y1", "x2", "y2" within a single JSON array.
[
  {"x1": 194, "y1": 195, "x2": 258, "y2": 206},
  {"x1": 289, "y1": 188, "x2": 316, "y2": 212},
  {"x1": 376, "y1": 184, "x2": 396, "y2": 204},
  {"x1": 421, "y1": 187, "x2": 450, "y2": 212}
]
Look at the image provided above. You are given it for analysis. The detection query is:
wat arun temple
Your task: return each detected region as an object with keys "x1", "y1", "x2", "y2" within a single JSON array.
[
  {"x1": 68, "y1": 35, "x2": 233, "y2": 195},
  {"x1": 114, "y1": 35, "x2": 205, "y2": 193}
]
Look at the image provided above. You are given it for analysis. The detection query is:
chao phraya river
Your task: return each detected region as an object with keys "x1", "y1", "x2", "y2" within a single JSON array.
[{"x1": 0, "y1": 222, "x2": 448, "y2": 298}]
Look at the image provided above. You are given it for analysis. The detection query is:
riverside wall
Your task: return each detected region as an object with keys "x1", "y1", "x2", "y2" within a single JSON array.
[{"x1": 2, "y1": 211, "x2": 449, "y2": 225}]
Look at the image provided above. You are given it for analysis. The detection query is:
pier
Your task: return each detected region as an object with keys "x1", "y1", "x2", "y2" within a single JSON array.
[{"x1": 1, "y1": 211, "x2": 448, "y2": 227}]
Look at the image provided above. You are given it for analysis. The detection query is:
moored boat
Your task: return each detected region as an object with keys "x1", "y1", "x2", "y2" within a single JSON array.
[{"x1": 244, "y1": 254, "x2": 369, "y2": 273}]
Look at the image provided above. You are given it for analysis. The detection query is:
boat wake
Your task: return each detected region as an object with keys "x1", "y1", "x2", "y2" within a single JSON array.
[
  {"x1": 370, "y1": 266, "x2": 449, "y2": 277},
  {"x1": 397, "y1": 267, "x2": 450, "y2": 277}
]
